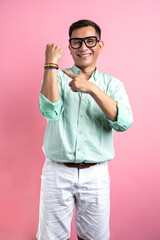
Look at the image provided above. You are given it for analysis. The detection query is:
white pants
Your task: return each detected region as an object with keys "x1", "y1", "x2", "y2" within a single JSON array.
[{"x1": 37, "y1": 158, "x2": 110, "y2": 240}]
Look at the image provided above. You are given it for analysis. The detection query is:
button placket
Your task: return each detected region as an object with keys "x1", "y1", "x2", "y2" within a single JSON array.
[
  {"x1": 76, "y1": 116, "x2": 84, "y2": 159},
  {"x1": 75, "y1": 96, "x2": 86, "y2": 161}
]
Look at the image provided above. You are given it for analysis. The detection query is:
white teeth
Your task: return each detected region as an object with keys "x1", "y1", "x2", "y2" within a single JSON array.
[{"x1": 78, "y1": 54, "x2": 91, "y2": 57}]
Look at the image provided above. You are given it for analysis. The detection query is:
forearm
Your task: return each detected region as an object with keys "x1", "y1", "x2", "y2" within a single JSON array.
[
  {"x1": 40, "y1": 68, "x2": 60, "y2": 103},
  {"x1": 89, "y1": 83, "x2": 118, "y2": 121},
  {"x1": 41, "y1": 43, "x2": 64, "y2": 103}
]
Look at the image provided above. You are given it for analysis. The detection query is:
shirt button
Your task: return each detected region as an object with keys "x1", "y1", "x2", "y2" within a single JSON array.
[
  {"x1": 79, "y1": 131, "x2": 82, "y2": 134},
  {"x1": 77, "y1": 148, "x2": 80, "y2": 151},
  {"x1": 80, "y1": 115, "x2": 83, "y2": 118},
  {"x1": 83, "y1": 99, "x2": 85, "y2": 101}
]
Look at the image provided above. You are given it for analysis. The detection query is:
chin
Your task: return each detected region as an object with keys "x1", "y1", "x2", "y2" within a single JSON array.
[{"x1": 75, "y1": 61, "x2": 92, "y2": 69}]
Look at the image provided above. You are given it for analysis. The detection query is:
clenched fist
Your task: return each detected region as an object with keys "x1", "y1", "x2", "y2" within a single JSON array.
[{"x1": 45, "y1": 43, "x2": 64, "y2": 64}]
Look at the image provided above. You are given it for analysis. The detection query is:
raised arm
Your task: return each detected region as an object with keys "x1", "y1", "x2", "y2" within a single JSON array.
[{"x1": 41, "y1": 43, "x2": 64, "y2": 103}]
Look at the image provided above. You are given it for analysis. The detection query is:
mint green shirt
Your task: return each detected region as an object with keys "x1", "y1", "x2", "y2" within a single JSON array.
[{"x1": 39, "y1": 65, "x2": 133, "y2": 163}]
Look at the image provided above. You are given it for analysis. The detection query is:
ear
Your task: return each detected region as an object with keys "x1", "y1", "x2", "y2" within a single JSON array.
[
  {"x1": 98, "y1": 41, "x2": 104, "y2": 53},
  {"x1": 68, "y1": 44, "x2": 72, "y2": 55},
  {"x1": 68, "y1": 44, "x2": 71, "y2": 51}
]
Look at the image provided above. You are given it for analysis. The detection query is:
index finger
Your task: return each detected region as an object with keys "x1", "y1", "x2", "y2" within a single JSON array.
[{"x1": 62, "y1": 69, "x2": 76, "y2": 79}]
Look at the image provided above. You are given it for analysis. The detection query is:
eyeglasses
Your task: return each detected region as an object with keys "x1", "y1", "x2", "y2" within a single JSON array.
[{"x1": 69, "y1": 36, "x2": 100, "y2": 49}]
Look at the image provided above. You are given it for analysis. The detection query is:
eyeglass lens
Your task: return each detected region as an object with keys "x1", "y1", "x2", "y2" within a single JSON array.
[{"x1": 70, "y1": 37, "x2": 98, "y2": 49}]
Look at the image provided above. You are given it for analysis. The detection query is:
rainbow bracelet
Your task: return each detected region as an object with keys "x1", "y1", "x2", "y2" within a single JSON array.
[{"x1": 44, "y1": 63, "x2": 59, "y2": 69}]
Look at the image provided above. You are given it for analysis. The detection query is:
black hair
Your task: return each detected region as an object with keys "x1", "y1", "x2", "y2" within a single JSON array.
[{"x1": 69, "y1": 19, "x2": 101, "y2": 39}]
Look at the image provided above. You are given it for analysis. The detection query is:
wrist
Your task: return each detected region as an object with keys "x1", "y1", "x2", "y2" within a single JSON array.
[
  {"x1": 45, "y1": 59, "x2": 59, "y2": 64},
  {"x1": 88, "y1": 82, "x2": 97, "y2": 95},
  {"x1": 44, "y1": 63, "x2": 59, "y2": 70}
]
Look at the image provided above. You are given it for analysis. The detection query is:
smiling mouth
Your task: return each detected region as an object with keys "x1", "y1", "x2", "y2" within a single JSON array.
[{"x1": 77, "y1": 53, "x2": 92, "y2": 58}]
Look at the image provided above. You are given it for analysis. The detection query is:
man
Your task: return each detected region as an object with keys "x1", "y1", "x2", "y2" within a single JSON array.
[{"x1": 37, "y1": 19, "x2": 133, "y2": 240}]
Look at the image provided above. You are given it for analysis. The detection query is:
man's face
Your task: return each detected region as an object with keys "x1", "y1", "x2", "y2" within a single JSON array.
[{"x1": 69, "y1": 26, "x2": 104, "y2": 70}]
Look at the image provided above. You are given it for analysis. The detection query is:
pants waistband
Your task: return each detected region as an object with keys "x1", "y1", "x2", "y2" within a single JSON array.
[{"x1": 58, "y1": 162, "x2": 97, "y2": 169}]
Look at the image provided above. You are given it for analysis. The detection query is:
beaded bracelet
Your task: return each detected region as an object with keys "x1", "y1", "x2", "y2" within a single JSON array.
[{"x1": 44, "y1": 63, "x2": 59, "y2": 69}]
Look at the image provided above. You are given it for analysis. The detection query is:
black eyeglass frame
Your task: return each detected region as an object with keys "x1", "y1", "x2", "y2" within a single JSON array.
[{"x1": 69, "y1": 36, "x2": 100, "y2": 49}]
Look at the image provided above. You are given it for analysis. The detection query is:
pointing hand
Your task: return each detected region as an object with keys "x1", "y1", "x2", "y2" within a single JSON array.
[{"x1": 62, "y1": 69, "x2": 94, "y2": 93}]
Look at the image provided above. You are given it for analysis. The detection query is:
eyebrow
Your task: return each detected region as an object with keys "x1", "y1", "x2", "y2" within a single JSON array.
[{"x1": 69, "y1": 36, "x2": 99, "y2": 40}]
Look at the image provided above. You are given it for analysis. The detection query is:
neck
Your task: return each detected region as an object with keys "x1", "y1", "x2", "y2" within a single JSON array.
[{"x1": 76, "y1": 64, "x2": 96, "y2": 79}]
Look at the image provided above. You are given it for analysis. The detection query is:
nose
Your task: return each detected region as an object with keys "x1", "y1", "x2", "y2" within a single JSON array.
[{"x1": 79, "y1": 40, "x2": 88, "y2": 50}]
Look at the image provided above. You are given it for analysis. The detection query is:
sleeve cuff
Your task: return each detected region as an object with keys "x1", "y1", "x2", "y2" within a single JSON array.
[
  {"x1": 106, "y1": 102, "x2": 133, "y2": 132},
  {"x1": 39, "y1": 92, "x2": 63, "y2": 120}
]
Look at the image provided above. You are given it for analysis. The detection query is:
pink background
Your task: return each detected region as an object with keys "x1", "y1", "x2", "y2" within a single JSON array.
[{"x1": 0, "y1": 0, "x2": 160, "y2": 239}]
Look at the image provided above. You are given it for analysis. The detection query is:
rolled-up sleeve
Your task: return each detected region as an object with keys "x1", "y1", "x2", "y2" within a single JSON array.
[
  {"x1": 39, "y1": 92, "x2": 63, "y2": 120},
  {"x1": 39, "y1": 70, "x2": 64, "y2": 120},
  {"x1": 106, "y1": 78, "x2": 133, "y2": 132}
]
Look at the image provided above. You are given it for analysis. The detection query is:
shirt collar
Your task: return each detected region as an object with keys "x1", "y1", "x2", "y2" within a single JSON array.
[{"x1": 71, "y1": 65, "x2": 98, "y2": 81}]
